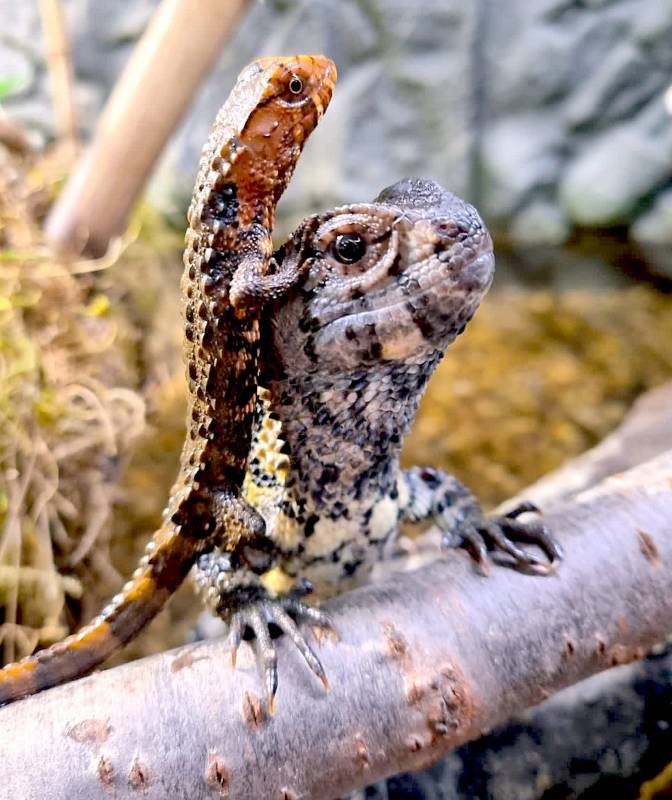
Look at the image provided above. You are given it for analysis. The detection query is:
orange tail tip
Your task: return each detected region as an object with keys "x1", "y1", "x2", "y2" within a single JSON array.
[{"x1": 0, "y1": 532, "x2": 195, "y2": 705}]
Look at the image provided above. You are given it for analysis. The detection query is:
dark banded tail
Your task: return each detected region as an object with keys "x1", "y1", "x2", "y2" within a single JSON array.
[{"x1": 0, "y1": 526, "x2": 199, "y2": 704}]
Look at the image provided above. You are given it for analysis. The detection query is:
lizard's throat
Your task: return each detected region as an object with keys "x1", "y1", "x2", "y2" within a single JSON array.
[{"x1": 266, "y1": 353, "x2": 441, "y2": 509}]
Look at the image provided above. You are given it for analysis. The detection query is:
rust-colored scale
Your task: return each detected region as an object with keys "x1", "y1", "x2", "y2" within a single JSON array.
[{"x1": 0, "y1": 54, "x2": 336, "y2": 704}]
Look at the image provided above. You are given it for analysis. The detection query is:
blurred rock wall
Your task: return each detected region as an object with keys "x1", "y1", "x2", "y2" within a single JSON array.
[{"x1": 2, "y1": 0, "x2": 672, "y2": 243}]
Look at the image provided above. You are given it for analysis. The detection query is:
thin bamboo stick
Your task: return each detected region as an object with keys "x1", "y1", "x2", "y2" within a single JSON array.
[
  {"x1": 44, "y1": 0, "x2": 250, "y2": 257},
  {"x1": 39, "y1": 0, "x2": 79, "y2": 152}
]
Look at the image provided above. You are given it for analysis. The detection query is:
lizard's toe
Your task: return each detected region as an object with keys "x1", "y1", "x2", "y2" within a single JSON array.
[
  {"x1": 268, "y1": 604, "x2": 330, "y2": 690},
  {"x1": 442, "y1": 524, "x2": 490, "y2": 575},
  {"x1": 495, "y1": 516, "x2": 564, "y2": 570},
  {"x1": 228, "y1": 594, "x2": 331, "y2": 713},
  {"x1": 503, "y1": 500, "x2": 541, "y2": 519},
  {"x1": 443, "y1": 506, "x2": 562, "y2": 575}
]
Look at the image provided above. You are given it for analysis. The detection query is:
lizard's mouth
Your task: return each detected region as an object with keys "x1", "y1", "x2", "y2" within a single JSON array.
[{"x1": 438, "y1": 242, "x2": 495, "y2": 292}]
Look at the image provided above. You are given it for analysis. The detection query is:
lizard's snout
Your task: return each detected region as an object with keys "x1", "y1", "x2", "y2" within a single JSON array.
[
  {"x1": 434, "y1": 222, "x2": 495, "y2": 293},
  {"x1": 461, "y1": 248, "x2": 495, "y2": 292}
]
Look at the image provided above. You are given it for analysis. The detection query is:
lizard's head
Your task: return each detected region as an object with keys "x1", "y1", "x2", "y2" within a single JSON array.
[
  {"x1": 251, "y1": 54, "x2": 337, "y2": 119},
  {"x1": 271, "y1": 178, "x2": 494, "y2": 374},
  {"x1": 226, "y1": 55, "x2": 337, "y2": 204}
]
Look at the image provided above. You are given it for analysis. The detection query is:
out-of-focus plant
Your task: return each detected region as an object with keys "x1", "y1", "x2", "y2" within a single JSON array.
[{"x1": 0, "y1": 77, "x2": 20, "y2": 103}]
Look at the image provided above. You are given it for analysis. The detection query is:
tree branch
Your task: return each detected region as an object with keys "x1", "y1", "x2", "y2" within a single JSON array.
[{"x1": 1, "y1": 440, "x2": 671, "y2": 798}]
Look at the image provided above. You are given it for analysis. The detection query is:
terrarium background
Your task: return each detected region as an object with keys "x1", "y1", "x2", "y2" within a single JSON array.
[{"x1": 1, "y1": 1, "x2": 672, "y2": 797}]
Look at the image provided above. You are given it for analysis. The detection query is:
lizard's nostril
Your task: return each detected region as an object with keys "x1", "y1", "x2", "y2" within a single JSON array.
[{"x1": 433, "y1": 219, "x2": 459, "y2": 238}]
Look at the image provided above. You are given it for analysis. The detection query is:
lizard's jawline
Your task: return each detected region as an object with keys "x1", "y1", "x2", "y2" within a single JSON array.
[{"x1": 455, "y1": 250, "x2": 495, "y2": 287}]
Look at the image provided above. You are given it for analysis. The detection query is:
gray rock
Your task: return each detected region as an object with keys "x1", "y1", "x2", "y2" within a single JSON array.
[
  {"x1": 633, "y1": 0, "x2": 672, "y2": 45},
  {"x1": 560, "y1": 102, "x2": 672, "y2": 226},
  {"x1": 631, "y1": 187, "x2": 672, "y2": 244},
  {"x1": 563, "y1": 41, "x2": 657, "y2": 130},
  {"x1": 510, "y1": 199, "x2": 571, "y2": 246},
  {"x1": 86, "y1": 0, "x2": 157, "y2": 46},
  {"x1": 480, "y1": 114, "x2": 564, "y2": 220},
  {"x1": 0, "y1": 0, "x2": 41, "y2": 54}
]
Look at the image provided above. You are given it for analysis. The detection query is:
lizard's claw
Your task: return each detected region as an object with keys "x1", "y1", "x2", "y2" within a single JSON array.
[
  {"x1": 503, "y1": 500, "x2": 541, "y2": 518},
  {"x1": 442, "y1": 504, "x2": 562, "y2": 575},
  {"x1": 228, "y1": 591, "x2": 332, "y2": 714}
]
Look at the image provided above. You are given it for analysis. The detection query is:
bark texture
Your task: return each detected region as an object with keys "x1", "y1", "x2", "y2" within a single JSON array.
[{"x1": 0, "y1": 444, "x2": 671, "y2": 799}]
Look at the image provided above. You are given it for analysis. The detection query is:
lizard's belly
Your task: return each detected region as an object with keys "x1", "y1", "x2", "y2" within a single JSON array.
[
  {"x1": 270, "y1": 494, "x2": 401, "y2": 598},
  {"x1": 241, "y1": 398, "x2": 404, "y2": 596}
]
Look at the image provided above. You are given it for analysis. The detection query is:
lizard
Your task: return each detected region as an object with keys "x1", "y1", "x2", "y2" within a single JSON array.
[
  {"x1": 0, "y1": 54, "x2": 337, "y2": 705},
  {"x1": 193, "y1": 177, "x2": 563, "y2": 708}
]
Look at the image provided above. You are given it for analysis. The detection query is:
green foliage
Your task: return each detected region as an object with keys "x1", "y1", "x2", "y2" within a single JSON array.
[{"x1": 0, "y1": 76, "x2": 20, "y2": 102}]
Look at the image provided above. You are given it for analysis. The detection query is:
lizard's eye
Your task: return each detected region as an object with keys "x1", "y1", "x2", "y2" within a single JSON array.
[
  {"x1": 332, "y1": 233, "x2": 366, "y2": 264},
  {"x1": 288, "y1": 74, "x2": 304, "y2": 94}
]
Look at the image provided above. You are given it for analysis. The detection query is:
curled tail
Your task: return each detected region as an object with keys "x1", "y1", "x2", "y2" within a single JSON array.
[{"x1": 0, "y1": 526, "x2": 201, "y2": 704}]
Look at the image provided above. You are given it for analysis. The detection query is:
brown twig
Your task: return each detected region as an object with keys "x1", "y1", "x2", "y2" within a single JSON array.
[
  {"x1": 43, "y1": 0, "x2": 250, "y2": 258},
  {"x1": 38, "y1": 0, "x2": 79, "y2": 152},
  {"x1": 0, "y1": 117, "x2": 32, "y2": 154},
  {"x1": 0, "y1": 443, "x2": 670, "y2": 798}
]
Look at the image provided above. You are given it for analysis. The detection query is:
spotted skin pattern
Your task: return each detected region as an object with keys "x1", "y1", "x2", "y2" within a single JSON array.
[
  {"x1": 0, "y1": 54, "x2": 336, "y2": 705},
  {"x1": 194, "y1": 178, "x2": 562, "y2": 703}
]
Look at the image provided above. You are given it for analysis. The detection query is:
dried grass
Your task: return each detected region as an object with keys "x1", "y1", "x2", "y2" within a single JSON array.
[{"x1": 0, "y1": 143, "x2": 147, "y2": 662}]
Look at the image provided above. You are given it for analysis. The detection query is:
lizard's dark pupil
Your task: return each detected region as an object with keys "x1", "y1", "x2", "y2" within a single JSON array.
[
  {"x1": 333, "y1": 234, "x2": 366, "y2": 264},
  {"x1": 289, "y1": 75, "x2": 303, "y2": 94}
]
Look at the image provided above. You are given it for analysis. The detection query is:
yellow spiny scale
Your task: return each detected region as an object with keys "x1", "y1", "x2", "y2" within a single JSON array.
[{"x1": 261, "y1": 567, "x2": 295, "y2": 596}]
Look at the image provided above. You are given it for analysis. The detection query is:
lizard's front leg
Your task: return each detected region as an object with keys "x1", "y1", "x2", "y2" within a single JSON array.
[
  {"x1": 193, "y1": 549, "x2": 331, "y2": 712},
  {"x1": 400, "y1": 466, "x2": 563, "y2": 573}
]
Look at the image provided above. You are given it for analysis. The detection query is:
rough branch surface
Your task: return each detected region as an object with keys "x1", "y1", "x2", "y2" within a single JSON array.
[{"x1": 1, "y1": 390, "x2": 671, "y2": 799}]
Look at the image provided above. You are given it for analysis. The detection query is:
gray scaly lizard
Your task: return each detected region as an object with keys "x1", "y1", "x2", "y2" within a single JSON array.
[{"x1": 194, "y1": 177, "x2": 563, "y2": 705}]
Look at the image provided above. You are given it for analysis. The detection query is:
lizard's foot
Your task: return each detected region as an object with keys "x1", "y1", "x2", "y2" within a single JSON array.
[
  {"x1": 442, "y1": 502, "x2": 563, "y2": 575},
  {"x1": 194, "y1": 552, "x2": 332, "y2": 711},
  {"x1": 401, "y1": 468, "x2": 563, "y2": 575},
  {"x1": 227, "y1": 582, "x2": 333, "y2": 714}
]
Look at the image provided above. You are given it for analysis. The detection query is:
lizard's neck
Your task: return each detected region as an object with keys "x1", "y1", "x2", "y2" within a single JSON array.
[{"x1": 266, "y1": 351, "x2": 442, "y2": 516}]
